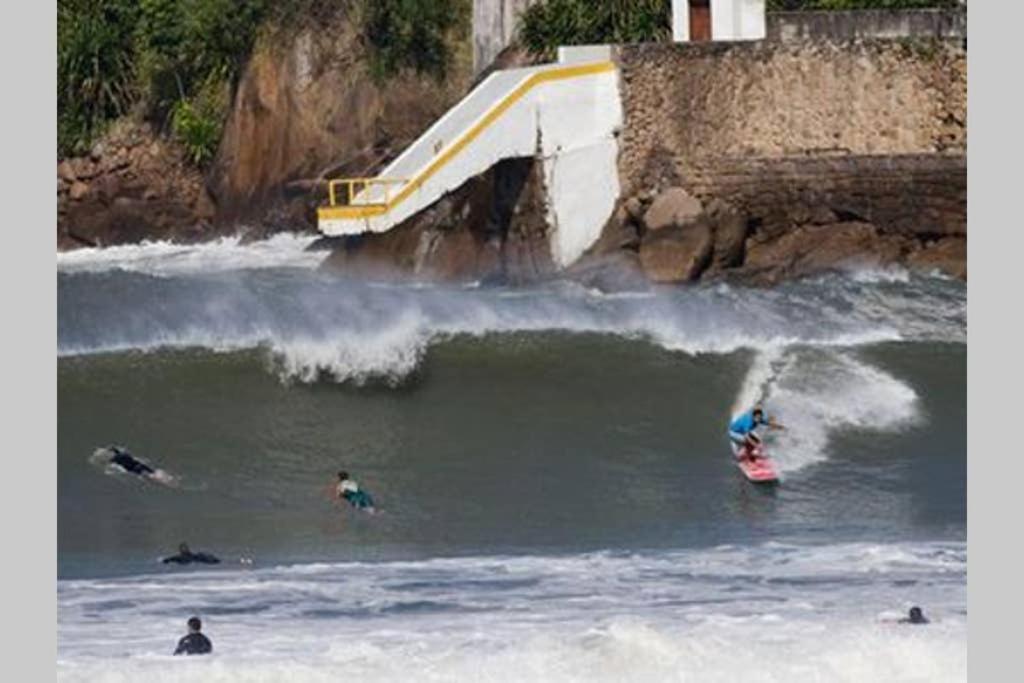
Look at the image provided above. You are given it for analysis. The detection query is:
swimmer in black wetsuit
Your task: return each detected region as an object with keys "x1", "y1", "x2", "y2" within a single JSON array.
[
  {"x1": 109, "y1": 446, "x2": 156, "y2": 476},
  {"x1": 173, "y1": 616, "x2": 212, "y2": 655},
  {"x1": 98, "y1": 445, "x2": 177, "y2": 486},
  {"x1": 162, "y1": 542, "x2": 220, "y2": 565}
]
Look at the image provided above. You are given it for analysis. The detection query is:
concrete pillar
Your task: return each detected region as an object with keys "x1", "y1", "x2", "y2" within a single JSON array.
[{"x1": 672, "y1": 0, "x2": 690, "y2": 42}]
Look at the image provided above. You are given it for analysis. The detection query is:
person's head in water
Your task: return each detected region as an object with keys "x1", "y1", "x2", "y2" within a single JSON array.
[
  {"x1": 908, "y1": 606, "x2": 927, "y2": 623},
  {"x1": 338, "y1": 471, "x2": 349, "y2": 482},
  {"x1": 179, "y1": 542, "x2": 190, "y2": 555},
  {"x1": 188, "y1": 616, "x2": 202, "y2": 633}
]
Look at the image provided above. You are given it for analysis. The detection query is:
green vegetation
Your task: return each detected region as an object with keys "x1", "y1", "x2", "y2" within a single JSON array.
[
  {"x1": 518, "y1": 0, "x2": 671, "y2": 59},
  {"x1": 58, "y1": 0, "x2": 270, "y2": 160},
  {"x1": 767, "y1": 1, "x2": 960, "y2": 10},
  {"x1": 58, "y1": 0, "x2": 470, "y2": 161},
  {"x1": 57, "y1": 0, "x2": 140, "y2": 157},
  {"x1": 361, "y1": 0, "x2": 470, "y2": 81}
]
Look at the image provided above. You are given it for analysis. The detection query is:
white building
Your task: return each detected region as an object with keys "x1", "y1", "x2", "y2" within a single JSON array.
[{"x1": 671, "y1": 0, "x2": 766, "y2": 42}]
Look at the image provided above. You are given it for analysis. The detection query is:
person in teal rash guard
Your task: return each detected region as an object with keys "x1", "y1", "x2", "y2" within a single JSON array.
[
  {"x1": 336, "y1": 471, "x2": 376, "y2": 512},
  {"x1": 728, "y1": 406, "x2": 784, "y2": 459}
]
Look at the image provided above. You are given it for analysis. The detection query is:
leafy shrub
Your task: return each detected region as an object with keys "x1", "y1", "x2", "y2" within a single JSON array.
[
  {"x1": 360, "y1": 0, "x2": 470, "y2": 81},
  {"x1": 171, "y1": 77, "x2": 228, "y2": 166},
  {"x1": 519, "y1": 0, "x2": 671, "y2": 59},
  {"x1": 57, "y1": 0, "x2": 140, "y2": 156}
]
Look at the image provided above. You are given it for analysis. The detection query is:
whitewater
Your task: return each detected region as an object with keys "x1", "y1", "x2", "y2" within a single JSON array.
[{"x1": 58, "y1": 236, "x2": 967, "y2": 681}]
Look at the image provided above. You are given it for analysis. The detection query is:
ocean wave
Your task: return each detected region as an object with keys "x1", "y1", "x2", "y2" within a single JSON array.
[{"x1": 58, "y1": 270, "x2": 965, "y2": 385}]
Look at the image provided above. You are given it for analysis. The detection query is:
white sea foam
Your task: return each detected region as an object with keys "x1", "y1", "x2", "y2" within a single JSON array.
[
  {"x1": 57, "y1": 233, "x2": 325, "y2": 276},
  {"x1": 57, "y1": 542, "x2": 966, "y2": 683}
]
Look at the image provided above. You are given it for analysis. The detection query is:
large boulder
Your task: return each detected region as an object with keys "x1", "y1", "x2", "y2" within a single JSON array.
[
  {"x1": 741, "y1": 221, "x2": 912, "y2": 283},
  {"x1": 642, "y1": 187, "x2": 703, "y2": 232},
  {"x1": 906, "y1": 236, "x2": 966, "y2": 280},
  {"x1": 639, "y1": 222, "x2": 713, "y2": 283}
]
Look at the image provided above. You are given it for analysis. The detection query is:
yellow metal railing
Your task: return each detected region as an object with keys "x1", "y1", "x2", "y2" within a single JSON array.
[
  {"x1": 319, "y1": 60, "x2": 617, "y2": 226},
  {"x1": 327, "y1": 177, "x2": 409, "y2": 207}
]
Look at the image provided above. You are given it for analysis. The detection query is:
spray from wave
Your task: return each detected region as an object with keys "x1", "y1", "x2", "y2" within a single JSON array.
[
  {"x1": 59, "y1": 265, "x2": 965, "y2": 385},
  {"x1": 732, "y1": 348, "x2": 922, "y2": 474}
]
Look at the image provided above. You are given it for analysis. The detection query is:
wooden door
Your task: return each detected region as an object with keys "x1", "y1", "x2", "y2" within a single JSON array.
[{"x1": 689, "y1": 0, "x2": 711, "y2": 41}]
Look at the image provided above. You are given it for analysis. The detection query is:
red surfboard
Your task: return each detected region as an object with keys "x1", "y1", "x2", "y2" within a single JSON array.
[{"x1": 731, "y1": 442, "x2": 779, "y2": 484}]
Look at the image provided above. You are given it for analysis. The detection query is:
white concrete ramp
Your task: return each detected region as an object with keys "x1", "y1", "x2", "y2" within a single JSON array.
[{"x1": 319, "y1": 54, "x2": 622, "y2": 267}]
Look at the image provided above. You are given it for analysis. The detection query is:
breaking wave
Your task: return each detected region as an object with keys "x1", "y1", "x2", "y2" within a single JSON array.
[{"x1": 58, "y1": 264, "x2": 965, "y2": 386}]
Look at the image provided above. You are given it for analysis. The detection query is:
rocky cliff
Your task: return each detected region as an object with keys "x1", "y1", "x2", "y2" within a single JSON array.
[{"x1": 57, "y1": 7, "x2": 474, "y2": 248}]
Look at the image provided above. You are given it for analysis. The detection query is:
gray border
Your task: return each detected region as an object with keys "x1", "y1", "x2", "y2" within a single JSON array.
[
  {"x1": 3, "y1": 1, "x2": 56, "y2": 679},
  {"x1": 968, "y1": 1, "x2": 1019, "y2": 680}
]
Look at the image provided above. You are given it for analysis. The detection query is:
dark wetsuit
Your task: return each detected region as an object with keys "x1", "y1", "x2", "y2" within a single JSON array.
[
  {"x1": 174, "y1": 632, "x2": 212, "y2": 655},
  {"x1": 109, "y1": 448, "x2": 155, "y2": 476},
  {"x1": 162, "y1": 551, "x2": 220, "y2": 565}
]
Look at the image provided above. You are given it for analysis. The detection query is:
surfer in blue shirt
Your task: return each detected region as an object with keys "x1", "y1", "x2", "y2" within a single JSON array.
[{"x1": 729, "y1": 407, "x2": 784, "y2": 458}]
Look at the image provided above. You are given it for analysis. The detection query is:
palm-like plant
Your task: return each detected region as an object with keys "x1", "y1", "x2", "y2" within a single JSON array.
[{"x1": 58, "y1": 0, "x2": 139, "y2": 155}]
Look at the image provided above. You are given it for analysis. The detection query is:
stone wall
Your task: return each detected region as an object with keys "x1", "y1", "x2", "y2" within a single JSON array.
[
  {"x1": 766, "y1": 9, "x2": 966, "y2": 42},
  {"x1": 616, "y1": 38, "x2": 966, "y2": 197},
  {"x1": 670, "y1": 153, "x2": 965, "y2": 238}
]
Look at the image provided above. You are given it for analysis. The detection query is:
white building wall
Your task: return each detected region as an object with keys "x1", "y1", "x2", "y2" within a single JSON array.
[
  {"x1": 672, "y1": 0, "x2": 690, "y2": 42},
  {"x1": 672, "y1": 0, "x2": 765, "y2": 41}
]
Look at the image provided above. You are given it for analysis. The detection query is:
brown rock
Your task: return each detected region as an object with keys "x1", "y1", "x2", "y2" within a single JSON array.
[
  {"x1": 708, "y1": 202, "x2": 749, "y2": 270},
  {"x1": 68, "y1": 157, "x2": 94, "y2": 181},
  {"x1": 639, "y1": 223, "x2": 713, "y2": 283},
  {"x1": 69, "y1": 181, "x2": 89, "y2": 201},
  {"x1": 643, "y1": 187, "x2": 703, "y2": 231},
  {"x1": 624, "y1": 196, "x2": 645, "y2": 222},
  {"x1": 743, "y1": 222, "x2": 911, "y2": 280},
  {"x1": 58, "y1": 160, "x2": 77, "y2": 182},
  {"x1": 194, "y1": 191, "x2": 217, "y2": 220},
  {"x1": 906, "y1": 237, "x2": 966, "y2": 280}
]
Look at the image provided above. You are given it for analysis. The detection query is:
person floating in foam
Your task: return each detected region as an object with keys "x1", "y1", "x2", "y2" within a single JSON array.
[
  {"x1": 728, "y1": 406, "x2": 785, "y2": 460},
  {"x1": 899, "y1": 606, "x2": 930, "y2": 624},
  {"x1": 336, "y1": 471, "x2": 376, "y2": 512},
  {"x1": 162, "y1": 542, "x2": 220, "y2": 565},
  {"x1": 173, "y1": 616, "x2": 212, "y2": 655}
]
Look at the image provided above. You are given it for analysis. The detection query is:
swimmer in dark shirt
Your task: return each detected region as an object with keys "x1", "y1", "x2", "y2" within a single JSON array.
[
  {"x1": 109, "y1": 446, "x2": 156, "y2": 476},
  {"x1": 162, "y1": 543, "x2": 220, "y2": 565},
  {"x1": 173, "y1": 617, "x2": 212, "y2": 655},
  {"x1": 100, "y1": 446, "x2": 177, "y2": 486}
]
